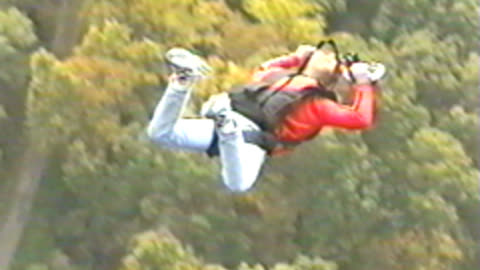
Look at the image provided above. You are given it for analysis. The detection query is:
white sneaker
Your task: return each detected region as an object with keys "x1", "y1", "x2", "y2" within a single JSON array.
[
  {"x1": 200, "y1": 93, "x2": 240, "y2": 135},
  {"x1": 216, "y1": 114, "x2": 238, "y2": 135},
  {"x1": 165, "y1": 48, "x2": 212, "y2": 80},
  {"x1": 343, "y1": 62, "x2": 386, "y2": 84}
]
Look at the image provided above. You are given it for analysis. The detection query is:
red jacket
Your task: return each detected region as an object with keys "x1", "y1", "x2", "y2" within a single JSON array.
[{"x1": 252, "y1": 53, "x2": 377, "y2": 144}]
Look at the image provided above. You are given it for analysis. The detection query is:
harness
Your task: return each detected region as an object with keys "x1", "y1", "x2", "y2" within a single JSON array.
[{"x1": 207, "y1": 40, "x2": 360, "y2": 156}]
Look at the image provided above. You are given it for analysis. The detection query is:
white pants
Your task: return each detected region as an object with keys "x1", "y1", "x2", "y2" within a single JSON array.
[{"x1": 146, "y1": 82, "x2": 267, "y2": 192}]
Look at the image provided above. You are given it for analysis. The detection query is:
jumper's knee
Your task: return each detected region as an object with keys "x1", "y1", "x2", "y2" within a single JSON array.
[
  {"x1": 222, "y1": 173, "x2": 256, "y2": 193},
  {"x1": 146, "y1": 124, "x2": 178, "y2": 148},
  {"x1": 224, "y1": 182, "x2": 253, "y2": 193}
]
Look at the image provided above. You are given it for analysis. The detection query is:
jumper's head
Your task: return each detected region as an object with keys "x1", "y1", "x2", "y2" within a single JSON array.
[
  {"x1": 302, "y1": 49, "x2": 340, "y2": 86},
  {"x1": 299, "y1": 42, "x2": 361, "y2": 89}
]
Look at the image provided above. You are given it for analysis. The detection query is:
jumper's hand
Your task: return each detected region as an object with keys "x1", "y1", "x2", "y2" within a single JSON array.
[{"x1": 342, "y1": 62, "x2": 386, "y2": 84}]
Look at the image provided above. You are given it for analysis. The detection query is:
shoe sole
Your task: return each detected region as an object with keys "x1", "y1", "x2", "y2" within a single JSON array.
[{"x1": 165, "y1": 48, "x2": 211, "y2": 77}]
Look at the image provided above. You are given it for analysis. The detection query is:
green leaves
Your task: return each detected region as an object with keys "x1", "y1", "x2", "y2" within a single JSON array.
[
  {"x1": 121, "y1": 229, "x2": 204, "y2": 270},
  {"x1": 84, "y1": 0, "x2": 230, "y2": 49},
  {"x1": 406, "y1": 127, "x2": 478, "y2": 206},
  {"x1": 437, "y1": 106, "x2": 479, "y2": 163},
  {"x1": 373, "y1": 0, "x2": 479, "y2": 52},
  {"x1": 244, "y1": 0, "x2": 325, "y2": 45},
  {"x1": 0, "y1": 7, "x2": 37, "y2": 49},
  {"x1": 120, "y1": 229, "x2": 337, "y2": 270},
  {"x1": 27, "y1": 21, "x2": 162, "y2": 150},
  {"x1": 5, "y1": 0, "x2": 479, "y2": 270},
  {"x1": 244, "y1": 0, "x2": 319, "y2": 24},
  {"x1": 0, "y1": 104, "x2": 7, "y2": 119},
  {"x1": 0, "y1": 6, "x2": 38, "y2": 218},
  {"x1": 0, "y1": 7, "x2": 36, "y2": 84}
]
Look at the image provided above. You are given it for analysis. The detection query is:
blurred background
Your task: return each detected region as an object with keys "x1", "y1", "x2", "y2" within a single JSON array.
[{"x1": 0, "y1": 0, "x2": 478, "y2": 270}]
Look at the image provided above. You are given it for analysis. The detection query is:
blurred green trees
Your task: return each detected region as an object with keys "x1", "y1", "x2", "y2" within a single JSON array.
[
  {"x1": 0, "y1": 6, "x2": 37, "y2": 174},
  {"x1": 0, "y1": 0, "x2": 478, "y2": 270},
  {"x1": 0, "y1": 8, "x2": 38, "y2": 260}
]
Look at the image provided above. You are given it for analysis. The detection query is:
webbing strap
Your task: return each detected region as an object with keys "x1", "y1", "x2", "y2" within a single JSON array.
[
  {"x1": 242, "y1": 130, "x2": 299, "y2": 154},
  {"x1": 205, "y1": 130, "x2": 298, "y2": 157}
]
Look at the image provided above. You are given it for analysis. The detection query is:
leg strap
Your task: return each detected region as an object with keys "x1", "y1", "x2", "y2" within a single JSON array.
[
  {"x1": 205, "y1": 130, "x2": 298, "y2": 157},
  {"x1": 242, "y1": 130, "x2": 299, "y2": 155}
]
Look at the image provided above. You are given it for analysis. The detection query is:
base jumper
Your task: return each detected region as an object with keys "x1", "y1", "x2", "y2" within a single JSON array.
[{"x1": 147, "y1": 41, "x2": 386, "y2": 192}]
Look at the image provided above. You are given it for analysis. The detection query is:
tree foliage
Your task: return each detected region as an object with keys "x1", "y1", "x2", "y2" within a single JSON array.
[
  {"x1": 0, "y1": 6, "x2": 37, "y2": 167},
  {"x1": 0, "y1": 5, "x2": 38, "y2": 228},
  {"x1": 0, "y1": 1, "x2": 478, "y2": 270}
]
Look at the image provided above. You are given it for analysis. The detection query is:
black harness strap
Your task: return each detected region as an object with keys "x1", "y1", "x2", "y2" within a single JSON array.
[
  {"x1": 242, "y1": 130, "x2": 299, "y2": 154},
  {"x1": 206, "y1": 130, "x2": 299, "y2": 157}
]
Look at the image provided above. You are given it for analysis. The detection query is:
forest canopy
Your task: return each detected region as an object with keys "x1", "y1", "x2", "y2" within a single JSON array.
[{"x1": 0, "y1": 1, "x2": 478, "y2": 270}]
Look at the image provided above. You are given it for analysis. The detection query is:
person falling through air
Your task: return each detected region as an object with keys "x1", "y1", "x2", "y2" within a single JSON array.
[{"x1": 147, "y1": 41, "x2": 386, "y2": 192}]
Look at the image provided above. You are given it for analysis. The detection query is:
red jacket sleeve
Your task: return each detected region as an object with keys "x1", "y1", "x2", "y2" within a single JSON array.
[
  {"x1": 260, "y1": 53, "x2": 303, "y2": 69},
  {"x1": 317, "y1": 84, "x2": 377, "y2": 129},
  {"x1": 252, "y1": 53, "x2": 305, "y2": 82}
]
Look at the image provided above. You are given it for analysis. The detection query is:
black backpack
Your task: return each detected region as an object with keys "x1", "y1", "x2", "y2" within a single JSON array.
[
  {"x1": 228, "y1": 39, "x2": 349, "y2": 132},
  {"x1": 229, "y1": 73, "x2": 337, "y2": 132},
  {"x1": 205, "y1": 78, "x2": 336, "y2": 157}
]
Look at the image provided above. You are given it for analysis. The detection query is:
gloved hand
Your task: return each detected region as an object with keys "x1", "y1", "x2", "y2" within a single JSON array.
[{"x1": 342, "y1": 62, "x2": 386, "y2": 84}]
